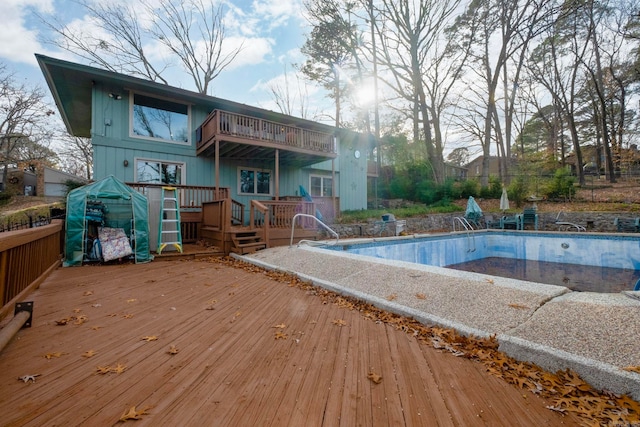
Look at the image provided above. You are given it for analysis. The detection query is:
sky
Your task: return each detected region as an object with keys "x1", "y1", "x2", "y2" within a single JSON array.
[{"x1": 0, "y1": 0, "x2": 331, "y2": 124}]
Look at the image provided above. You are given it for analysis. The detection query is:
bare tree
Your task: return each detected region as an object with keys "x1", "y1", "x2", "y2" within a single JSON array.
[
  {"x1": 55, "y1": 134, "x2": 93, "y2": 180},
  {"x1": 38, "y1": 0, "x2": 242, "y2": 94},
  {"x1": 372, "y1": 0, "x2": 462, "y2": 184},
  {"x1": 0, "y1": 65, "x2": 56, "y2": 188},
  {"x1": 267, "y1": 66, "x2": 311, "y2": 119}
]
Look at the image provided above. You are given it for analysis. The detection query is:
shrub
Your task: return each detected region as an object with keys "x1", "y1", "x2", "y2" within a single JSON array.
[{"x1": 544, "y1": 168, "x2": 576, "y2": 201}]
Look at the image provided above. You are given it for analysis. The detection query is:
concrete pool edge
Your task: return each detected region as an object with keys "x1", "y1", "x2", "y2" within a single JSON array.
[{"x1": 235, "y1": 247, "x2": 640, "y2": 402}]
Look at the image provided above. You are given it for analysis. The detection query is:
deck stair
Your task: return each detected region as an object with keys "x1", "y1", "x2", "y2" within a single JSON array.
[{"x1": 230, "y1": 230, "x2": 266, "y2": 254}]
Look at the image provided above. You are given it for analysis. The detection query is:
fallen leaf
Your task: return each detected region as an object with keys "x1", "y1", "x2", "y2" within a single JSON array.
[
  {"x1": 274, "y1": 332, "x2": 288, "y2": 340},
  {"x1": 91, "y1": 326, "x2": 102, "y2": 331},
  {"x1": 126, "y1": 299, "x2": 137, "y2": 303},
  {"x1": 167, "y1": 345, "x2": 179, "y2": 355},
  {"x1": 73, "y1": 308, "x2": 82, "y2": 313},
  {"x1": 44, "y1": 352, "x2": 66, "y2": 359},
  {"x1": 111, "y1": 363, "x2": 127, "y2": 374},
  {"x1": 122, "y1": 314, "x2": 134, "y2": 319},
  {"x1": 386, "y1": 293, "x2": 397, "y2": 301},
  {"x1": 119, "y1": 406, "x2": 149, "y2": 422},
  {"x1": 55, "y1": 318, "x2": 71, "y2": 326},
  {"x1": 17, "y1": 374, "x2": 40, "y2": 383},
  {"x1": 415, "y1": 293, "x2": 427, "y2": 300},
  {"x1": 485, "y1": 279, "x2": 494, "y2": 284},
  {"x1": 74, "y1": 315, "x2": 88, "y2": 325},
  {"x1": 623, "y1": 366, "x2": 640, "y2": 374},
  {"x1": 83, "y1": 291, "x2": 93, "y2": 296},
  {"x1": 207, "y1": 299, "x2": 218, "y2": 305},
  {"x1": 332, "y1": 319, "x2": 347, "y2": 327},
  {"x1": 96, "y1": 366, "x2": 112, "y2": 375},
  {"x1": 141, "y1": 336, "x2": 158, "y2": 342},
  {"x1": 272, "y1": 323, "x2": 287, "y2": 329},
  {"x1": 508, "y1": 303, "x2": 529, "y2": 310},
  {"x1": 82, "y1": 350, "x2": 97, "y2": 358},
  {"x1": 367, "y1": 371, "x2": 383, "y2": 384}
]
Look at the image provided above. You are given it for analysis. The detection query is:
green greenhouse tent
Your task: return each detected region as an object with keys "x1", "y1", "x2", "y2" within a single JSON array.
[{"x1": 64, "y1": 175, "x2": 152, "y2": 266}]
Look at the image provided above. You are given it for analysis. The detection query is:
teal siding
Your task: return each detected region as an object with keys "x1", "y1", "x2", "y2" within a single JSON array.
[{"x1": 89, "y1": 84, "x2": 367, "y2": 212}]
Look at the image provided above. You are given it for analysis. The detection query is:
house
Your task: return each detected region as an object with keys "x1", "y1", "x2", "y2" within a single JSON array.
[
  {"x1": 41, "y1": 166, "x2": 89, "y2": 198},
  {"x1": 465, "y1": 155, "x2": 502, "y2": 179},
  {"x1": 0, "y1": 167, "x2": 37, "y2": 195},
  {"x1": 37, "y1": 54, "x2": 374, "y2": 253}
]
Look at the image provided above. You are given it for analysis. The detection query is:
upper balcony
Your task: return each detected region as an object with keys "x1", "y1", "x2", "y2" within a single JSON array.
[{"x1": 196, "y1": 110, "x2": 337, "y2": 167}]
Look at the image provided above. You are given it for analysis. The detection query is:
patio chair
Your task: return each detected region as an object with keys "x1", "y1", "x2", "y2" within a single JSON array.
[
  {"x1": 554, "y1": 211, "x2": 586, "y2": 231},
  {"x1": 484, "y1": 214, "x2": 503, "y2": 229},
  {"x1": 501, "y1": 215, "x2": 519, "y2": 229},
  {"x1": 519, "y1": 207, "x2": 538, "y2": 230},
  {"x1": 614, "y1": 217, "x2": 640, "y2": 233},
  {"x1": 376, "y1": 213, "x2": 407, "y2": 236}
]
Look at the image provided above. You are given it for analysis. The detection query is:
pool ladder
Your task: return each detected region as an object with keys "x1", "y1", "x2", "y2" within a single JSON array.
[{"x1": 452, "y1": 217, "x2": 476, "y2": 252}]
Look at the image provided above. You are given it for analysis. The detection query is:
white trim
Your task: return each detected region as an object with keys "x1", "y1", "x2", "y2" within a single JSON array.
[{"x1": 309, "y1": 174, "x2": 333, "y2": 197}]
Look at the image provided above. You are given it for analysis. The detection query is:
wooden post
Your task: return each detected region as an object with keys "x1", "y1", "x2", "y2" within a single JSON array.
[{"x1": 275, "y1": 149, "x2": 279, "y2": 200}]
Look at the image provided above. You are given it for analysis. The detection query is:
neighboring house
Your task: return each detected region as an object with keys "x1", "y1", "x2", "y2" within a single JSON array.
[
  {"x1": 37, "y1": 54, "x2": 374, "y2": 252},
  {"x1": 443, "y1": 162, "x2": 467, "y2": 180},
  {"x1": 465, "y1": 156, "x2": 502, "y2": 179},
  {"x1": 0, "y1": 167, "x2": 37, "y2": 195},
  {"x1": 41, "y1": 166, "x2": 89, "y2": 198}
]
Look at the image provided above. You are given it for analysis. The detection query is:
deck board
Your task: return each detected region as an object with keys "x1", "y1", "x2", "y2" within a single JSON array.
[{"x1": 0, "y1": 258, "x2": 581, "y2": 426}]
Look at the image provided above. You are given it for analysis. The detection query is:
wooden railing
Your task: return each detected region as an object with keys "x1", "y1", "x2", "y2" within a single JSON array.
[
  {"x1": 127, "y1": 183, "x2": 229, "y2": 208},
  {"x1": 249, "y1": 200, "x2": 270, "y2": 247},
  {"x1": 202, "y1": 199, "x2": 245, "y2": 229},
  {"x1": 250, "y1": 200, "x2": 317, "y2": 229},
  {"x1": 198, "y1": 110, "x2": 336, "y2": 154},
  {"x1": 0, "y1": 220, "x2": 63, "y2": 320}
]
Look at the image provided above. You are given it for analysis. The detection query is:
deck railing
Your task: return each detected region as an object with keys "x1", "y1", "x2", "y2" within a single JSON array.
[
  {"x1": 127, "y1": 183, "x2": 229, "y2": 208},
  {"x1": 0, "y1": 220, "x2": 63, "y2": 319},
  {"x1": 198, "y1": 110, "x2": 336, "y2": 154}
]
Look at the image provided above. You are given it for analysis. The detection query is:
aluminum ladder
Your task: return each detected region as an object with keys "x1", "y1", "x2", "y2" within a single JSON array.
[{"x1": 157, "y1": 186, "x2": 183, "y2": 254}]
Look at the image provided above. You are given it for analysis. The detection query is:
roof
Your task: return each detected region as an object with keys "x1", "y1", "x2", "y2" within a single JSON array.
[{"x1": 36, "y1": 54, "x2": 338, "y2": 139}]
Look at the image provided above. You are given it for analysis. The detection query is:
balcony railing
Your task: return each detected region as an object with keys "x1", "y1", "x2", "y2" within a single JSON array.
[{"x1": 197, "y1": 110, "x2": 336, "y2": 155}]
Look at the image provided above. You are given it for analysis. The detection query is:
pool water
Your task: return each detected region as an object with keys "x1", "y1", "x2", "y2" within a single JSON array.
[
  {"x1": 446, "y1": 257, "x2": 640, "y2": 293},
  {"x1": 328, "y1": 231, "x2": 640, "y2": 293}
]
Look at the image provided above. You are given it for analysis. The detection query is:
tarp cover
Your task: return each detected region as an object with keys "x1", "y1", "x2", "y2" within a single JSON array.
[{"x1": 64, "y1": 175, "x2": 152, "y2": 266}]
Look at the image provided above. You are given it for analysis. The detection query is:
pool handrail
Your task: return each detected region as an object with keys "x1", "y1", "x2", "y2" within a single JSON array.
[
  {"x1": 452, "y1": 217, "x2": 476, "y2": 252},
  {"x1": 290, "y1": 213, "x2": 339, "y2": 248}
]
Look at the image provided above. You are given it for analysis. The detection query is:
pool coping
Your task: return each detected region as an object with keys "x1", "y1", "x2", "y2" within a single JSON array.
[{"x1": 238, "y1": 243, "x2": 640, "y2": 401}]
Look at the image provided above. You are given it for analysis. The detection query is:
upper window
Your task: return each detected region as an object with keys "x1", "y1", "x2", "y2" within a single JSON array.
[
  {"x1": 310, "y1": 175, "x2": 332, "y2": 197},
  {"x1": 238, "y1": 168, "x2": 271, "y2": 195},
  {"x1": 131, "y1": 93, "x2": 190, "y2": 144},
  {"x1": 136, "y1": 159, "x2": 184, "y2": 185}
]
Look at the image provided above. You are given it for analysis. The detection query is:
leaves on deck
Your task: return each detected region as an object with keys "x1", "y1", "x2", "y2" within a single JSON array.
[
  {"x1": 167, "y1": 345, "x2": 179, "y2": 355},
  {"x1": 119, "y1": 406, "x2": 150, "y2": 422},
  {"x1": 96, "y1": 363, "x2": 127, "y2": 375},
  {"x1": 208, "y1": 255, "x2": 640, "y2": 427},
  {"x1": 83, "y1": 291, "x2": 94, "y2": 296},
  {"x1": 44, "y1": 352, "x2": 67, "y2": 359},
  {"x1": 332, "y1": 319, "x2": 347, "y2": 327},
  {"x1": 386, "y1": 293, "x2": 397, "y2": 301},
  {"x1": 272, "y1": 323, "x2": 286, "y2": 329},
  {"x1": 82, "y1": 350, "x2": 97, "y2": 358},
  {"x1": 274, "y1": 331, "x2": 288, "y2": 340},
  {"x1": 367, "y1": 370, "x2": 383, "y2": 384},
  {"x1": 141, "y1": 336, "x2": 158, "y2": 342},
  {"x1": 623, "y1": 366, "x2": 640, "y2": 374},
  {"x1": 508, "y1": 303, "x2": 530, "y2": 310},
  {"x1": 17, "y1": 374, "x2": 40, "y2": 383},
  {"x1": 415, "y1": 293, "x2": 427, "y2": 300}
]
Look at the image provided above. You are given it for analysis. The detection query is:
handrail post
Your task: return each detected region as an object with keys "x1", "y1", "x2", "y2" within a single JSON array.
[{"x1": 290, "y1": 213, "x2": 339, "y2": 247}]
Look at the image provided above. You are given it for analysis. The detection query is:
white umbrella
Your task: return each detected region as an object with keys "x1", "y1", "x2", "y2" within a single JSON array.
[{"x1": 500, "y1": 188, "x2": 510, "y2": 211}]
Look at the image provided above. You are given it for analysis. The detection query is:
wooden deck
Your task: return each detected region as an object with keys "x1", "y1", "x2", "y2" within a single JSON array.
[{"x1": 0, "y1": 258, "x2": 581, "y2": 426}]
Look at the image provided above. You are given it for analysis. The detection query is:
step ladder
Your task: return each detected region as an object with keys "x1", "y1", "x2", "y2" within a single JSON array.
[{"x1": 157, "y1": 186, "x2": 183, "y2": 254}]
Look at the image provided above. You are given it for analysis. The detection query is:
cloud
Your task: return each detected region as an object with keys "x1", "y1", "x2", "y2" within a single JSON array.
[
  {"x1": 0, "y1": 0, "x2": 54, "y2": 65},
  {"x1": 224, "y1": 36, "x2": 274, "y2": 70}
]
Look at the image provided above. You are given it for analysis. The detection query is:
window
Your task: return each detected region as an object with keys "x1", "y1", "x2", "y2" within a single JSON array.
[
  {"x1": 136, "y1": 159, "x2": 184, "y2": 185},
  {"x1": 131, "y1": 93, "x2": 189, "y2": 144},
  {"x1": 238, "y1": 168, "x2": 271, "y2": 195},
  {"x1": 310, "y1": 175, "x2": 332, "y2": 197}
]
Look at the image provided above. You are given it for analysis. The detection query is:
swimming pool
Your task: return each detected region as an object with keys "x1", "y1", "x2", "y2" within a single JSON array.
[{"x1": 326, "y1": 230, "x2": 640, "y2": 292}]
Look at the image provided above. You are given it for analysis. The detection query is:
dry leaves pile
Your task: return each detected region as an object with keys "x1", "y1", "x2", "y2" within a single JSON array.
[{"x1": 212, "y1": 256, "x2": 640, "y2": 426}]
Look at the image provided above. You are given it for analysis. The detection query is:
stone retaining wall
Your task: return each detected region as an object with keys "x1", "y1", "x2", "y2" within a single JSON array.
[{"x1": 328, "y1": 212, "x2": 638, "y2": 238}]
